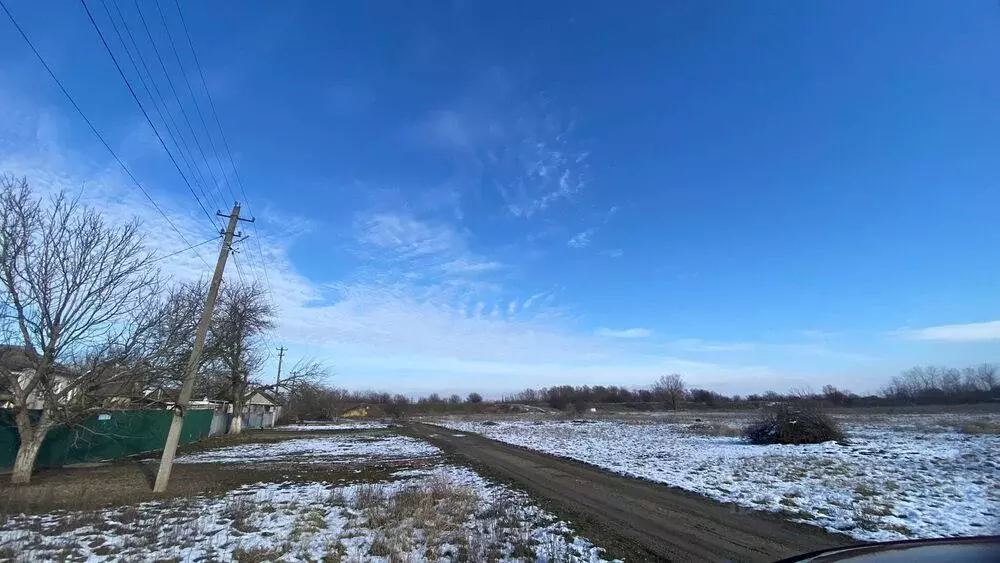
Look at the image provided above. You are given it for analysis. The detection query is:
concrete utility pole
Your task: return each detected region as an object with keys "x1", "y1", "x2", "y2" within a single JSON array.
[
  {"x1": 275, "y1": 346, "x2": 286, "y2": 387},
  {"x1": 154, "y1": 203, "x2": 246, "y2": 493}
]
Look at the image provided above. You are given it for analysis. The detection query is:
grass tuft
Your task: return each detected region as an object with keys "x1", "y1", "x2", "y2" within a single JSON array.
[
  {"x1": 353, "y1": 483, "x2": 386, "y2": 510},
  {"x1": 232, "y1": 545, "x2": 290, "y2": 562}
]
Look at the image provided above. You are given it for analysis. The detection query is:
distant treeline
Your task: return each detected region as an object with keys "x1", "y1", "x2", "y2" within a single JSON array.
[
  {"x1": 280, "y1": 363, "x2": 999, "y2": 421},
  {"x1": 500, "y1": 363, "x2": 1000, "y2": 411}
]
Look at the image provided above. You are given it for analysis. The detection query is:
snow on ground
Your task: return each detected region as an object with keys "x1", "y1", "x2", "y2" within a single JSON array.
[
  {"x1": 275, "y1": 421, "x2": 389, "y2": 431},
  {"x1": 437, "y1": 415, "x2": 1000, "y2": 542},
  {"x1": 176, "y1": 434, "x2": 439, "y2": 464},
  {"x1": 0, "y1": 465, "x2": 613, "y2": 562}
]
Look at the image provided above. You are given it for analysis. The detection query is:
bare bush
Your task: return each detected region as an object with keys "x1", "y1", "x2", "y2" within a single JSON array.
[{"x1": 744, "y1": 404, "x2": 844, "y2": 445}]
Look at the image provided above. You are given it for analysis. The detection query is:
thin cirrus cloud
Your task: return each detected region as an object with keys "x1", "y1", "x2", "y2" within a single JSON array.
[
  {"x1": 895, "y1": 320, "x2": 1000, "y2": 342},
  {"x1": 596, "y1": 327, "x2": 653, "y2": 338},
  {"x1": 0, "y1": 83, "x2": 836, "y2": 394},
  {"x1": 0, "y1": 141, "x2": 833, "y2": 393},
  {"x1": 354, "y1": 211, "x2": 502, "y2": 278},
  {"x1": 567, "y1": 228, "x2": 595, "y2": 248},
  {"x1": 403, "y1": 90, "x2": 589, "y2": 221},
  {"x1": 568, "y1": 206, "x2": 618, "y2": 249},
  {"x1": 667, "y1": 339, "x2": 756, "y2": 352}
]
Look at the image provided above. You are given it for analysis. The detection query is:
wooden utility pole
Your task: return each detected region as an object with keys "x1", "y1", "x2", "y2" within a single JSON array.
[
  {"x1": 154, "y1": 203, "x2": 244, "y2": 493},
  {"x1": 275, "y1": 346, "x2": 286, "y2": 386}
]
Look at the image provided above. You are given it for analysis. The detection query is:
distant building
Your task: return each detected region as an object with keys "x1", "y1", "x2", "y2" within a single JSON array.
[
  {"x1": 0, "y1": 345, "x2": 78, "y2": 410},
  {"x1": 342, "y1": 405, "x2": 369, "y2": 418},
  {"x1": 240, "y1": 390, "x2": 282, "y2": 422}
]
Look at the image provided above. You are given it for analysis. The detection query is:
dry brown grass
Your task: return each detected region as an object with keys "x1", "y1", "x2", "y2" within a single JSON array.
[
  {"x1": 0, "y1": 456, "x2": 423, "y2": 516},
  {"x1": 231, "y1": 545, "x2": 291, "y2": 562},
  {"x1": 686, "y1": 422, "x2": 742, "y2": 437},
  {"x1": 351, "y1": 474, "x2": 484, "y2": 559},
  {"x1": 960, "y1": 419, "x2": 1000, "y2": 435}
]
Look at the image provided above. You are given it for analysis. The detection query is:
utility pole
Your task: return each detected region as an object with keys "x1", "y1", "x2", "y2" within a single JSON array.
[
  {"x1": 275, "y1": 346, "x2": 286, "y2": 387},
  {"x1": 154, "y1": 203, "x2": 249, "y2": 493}
]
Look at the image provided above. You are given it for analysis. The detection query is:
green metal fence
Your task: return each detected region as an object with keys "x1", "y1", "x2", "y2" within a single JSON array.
[{"x1": 0, "y1": 409, "x2": 213, "y2": 469}]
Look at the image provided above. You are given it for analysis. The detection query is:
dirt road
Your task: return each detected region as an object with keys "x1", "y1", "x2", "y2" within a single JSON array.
[{"x1": 405, "y1": 422, "x2": 853, "y2": 562}]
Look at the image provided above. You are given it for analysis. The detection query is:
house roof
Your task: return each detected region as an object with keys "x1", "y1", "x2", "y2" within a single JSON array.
[
  {"x1": 0, "y1": 345, "x2": 36, "y2": 371},
  {"x1": 249, "y1": 389, "x2": 281, "y2": 406},
  {"x1": 214, "y1": 388, "x2": 283, "y2": 406},
  {"x1": 0, "y1": 345, "x2": 72, "y2": 375}
]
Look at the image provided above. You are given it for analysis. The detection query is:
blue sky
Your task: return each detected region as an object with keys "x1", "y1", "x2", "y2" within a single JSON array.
[{"x1": 2, "y1": 1, "x2": 999, "y2": 396}]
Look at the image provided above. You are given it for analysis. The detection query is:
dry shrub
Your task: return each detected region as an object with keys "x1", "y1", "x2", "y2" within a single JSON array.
[
  {"x1": 744, "y1": 404, "x2": 844, "y2": 445},
  {"x1": 49, "y1": 510, "x2": 105, "y2": 534},
  {"x1": 349, "y1": 475, "x2": 481, "y2": 559},
  {"x1": 353, "y1": 484, "x2": 386, "y2": 509},
  {"x1": 232, "y1": 545, "x2": 290, "y2": 562},
  {"x1": 221, "y1": 497, "x2": 257, "y2": 533},
  {"x1": 960, "y1": 419, "x2": 1000, "y2": 435}
]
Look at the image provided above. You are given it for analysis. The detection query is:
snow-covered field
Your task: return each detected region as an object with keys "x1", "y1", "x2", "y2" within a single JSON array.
[
  {"x1": 2, "y1": 431, "x2": 615, "y2": 562},
  {"x1": 437, "y1": 414, "x2": 1000, "y2": 542},
  {"x1": 0, "y1": 466, "x2": 611, "y2": 562},
  {"x1": 176, "y1": 434, "x2": 437, "y2": 464}
]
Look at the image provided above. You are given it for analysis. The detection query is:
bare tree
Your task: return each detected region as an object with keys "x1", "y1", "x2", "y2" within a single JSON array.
[
  {"x1": 653, "y1": 373, "x2": 685, "y2": 409},
  {"x1": 977, "y1": 363, "x2": 998, "y2": 391},
  {"x1": 0, "y1": 176, "x2": 161, "y2": 484},
  {"x1": 265, "y1": 359, "x2": 326, "y2": 398},
  {"x1": 279, "y1": 381, "x2": 339, "y2": 422},
  {"x1": 208, "y1": 282, "x2": 274, "y2": 434},
  {"x1": 206, "y1": 281, "x2": 322, "y2": 434}
]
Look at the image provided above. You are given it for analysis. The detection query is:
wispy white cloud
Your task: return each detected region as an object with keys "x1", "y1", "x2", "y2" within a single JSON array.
[
  {"x1": 567, "y1": 229, "x2": 595, "y2": 248},
  {"x1": 895, "y1": 320, "x2": 1000, "y2": 342},
  {"x1": 605, "y1": 205, "x2": 619, "y2": 221},
  {"x1": 0, "y1": 82, "x2": 812, "y2": 394},
  {"x1": 0, "y1": 150, "x2": 218, "y2": 285},
  {"x1": 600, "y1": 248, "x2": 624, "y2": 258},
  {"x1": 403, "y1": 84, "x2": 588, "y2": 221},
  {"x1": 667, "y1": 339, "x2": 756, "y2": 352},
  {"x1": 566, "y1": 205, "x2": 618, "y2": 250},
  {"x1": 521, "y1": 292, "x2": 546, "y2": 310},
  {"x1": 596, "y1": 328, "x2": 653, "y2": 338},
  {"x1": 354, "y1": 211, "x2": 502, "y2": 280}
]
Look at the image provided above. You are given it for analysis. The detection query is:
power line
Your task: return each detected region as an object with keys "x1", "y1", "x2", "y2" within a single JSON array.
[
  {"x1": 171, "y1": 0, "x2": 282, "y2": 344},
  {"x1": 78, "y1": 0, "x2": 217, "y2": 226},
  {"x1": 0, "y1": 0, "x2": 211, "y2": 269},
  {"x1": 152, "y1": 0, "x2": 239, "y2": 206},
  {"x1": 229, "y1": 247, "x2": 281, "y2": 353},
  {"x1": 129, "y1": 0, "x2": 230, "y2": 213},
  {"x1": 98, "y1": 0, "x2": 225, "y2": 222},
  {"x1": 151, "y1": 236, "x2": 219, "y2": 263}
]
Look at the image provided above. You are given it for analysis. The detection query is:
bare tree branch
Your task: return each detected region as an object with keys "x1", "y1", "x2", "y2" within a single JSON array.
[{"x1": 0, "y1": 175, "x2": 167, "y2": 484}]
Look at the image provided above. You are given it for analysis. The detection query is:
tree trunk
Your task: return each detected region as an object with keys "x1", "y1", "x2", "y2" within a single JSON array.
[
  {"x1": 11, "y1": 430, "x2": 47, "y2": 485},
  {"x1": 228, "y1": 394, "x2": 245, "y2": 434}
]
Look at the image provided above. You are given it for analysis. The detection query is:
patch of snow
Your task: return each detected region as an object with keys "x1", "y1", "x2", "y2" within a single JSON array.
[
  {"x1": 436, "y1": 416, "x2": 1000, "y2": 542},
  {"x1": 176, "y1": 435, "x2": 439, "y2": 464},
  {"x1": 0, "y1": 465, "x2": 617, "y2": 562}
]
